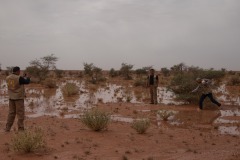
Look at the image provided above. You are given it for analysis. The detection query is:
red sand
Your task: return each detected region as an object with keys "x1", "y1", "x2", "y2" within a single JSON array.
[{"x1": 0, "y1": 103, "x2": 239, "y2": 160}]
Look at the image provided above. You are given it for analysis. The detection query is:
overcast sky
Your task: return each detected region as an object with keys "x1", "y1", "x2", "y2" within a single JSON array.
[{"x1": 0, "y1": 0, "x2": 239, "y2": 70}]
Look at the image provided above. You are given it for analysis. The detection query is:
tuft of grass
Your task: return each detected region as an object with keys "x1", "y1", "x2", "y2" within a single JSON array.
[
  {"x1": 62, "y1": 82, "x2": 79, "y2": 96},
  {"x1": 28, "y1": 101, "x2": 35, "y2": 110},
  {"x1": 80, "y1": 109, "x2": 110, "y2": 131},
  {"x1": 43, "y1": 78, "x2": 57, "y2": 88},
  {"x1": 133, "y1": 78, "x2": 145, "y2": 87},
  {"x1": 131, "y1": 118, "x2": 150, "y2": 134},
  {"x1": 126, "y1": 95, "x2": 132, "y2": 102},
  {"x1": 157, "y1": 110, "x2": 174, "y2": 121},
  {"x1": 11, "y1": 128, "x2": 46, "y2": 153}
]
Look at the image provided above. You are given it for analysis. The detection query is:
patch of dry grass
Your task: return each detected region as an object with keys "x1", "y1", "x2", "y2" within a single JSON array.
[
  {"x1": 11, "y1": 128, "x2": 46, "y2": 153},
  {"x1": 131, "y1": 118, "x2": 150, "y2": 134},
  {"x1": 80, "y1": 109, "x2": 110, "y2": 131}
]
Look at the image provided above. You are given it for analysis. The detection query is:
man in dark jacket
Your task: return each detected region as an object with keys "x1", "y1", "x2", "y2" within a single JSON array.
[
  {"x1": 5, "y1": 66, "x2": 30, "y2": 132},
  {"x1": 146, "y1": 69, "x2": 159, "y2": 104}
]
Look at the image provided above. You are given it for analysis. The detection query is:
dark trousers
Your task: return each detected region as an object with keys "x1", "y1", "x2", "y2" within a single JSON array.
[
  {"x1": 199, "y1": 93, "x2": 221, "y2": 109},
  {"x1": 6, "y1": 99, "x2": 25, "y2": 131},
  {"x1": 149, "y1": 85, "x2": 158, "y2": 104}
]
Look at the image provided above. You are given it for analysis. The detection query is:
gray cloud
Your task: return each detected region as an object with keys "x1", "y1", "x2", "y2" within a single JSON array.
[{"x1": 0, "y1": 0, "x2": 239, "y2": 70}]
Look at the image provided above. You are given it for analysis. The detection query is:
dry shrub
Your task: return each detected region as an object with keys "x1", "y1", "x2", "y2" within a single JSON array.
[
  {"x1": 157, "y1": 110, "x2": 174, "y2": 121},
  {"x1": 133, "y1": 78, "x2": 145, "y2": 87},
  {"x1": 131, "y1": 118, "x2": 150, "y2": 134},
  {"x1": 81, "y1": 109, "x2": 110, "y2": 131},
  {"x1": 228, "y1": 75, "x2": 240, "y2": 86},
  {"x1": 62, "y1": 82, "x2": 79, "y2": 96},
  {"x1": 43, "y1": 78, "x2": 57, "y2": 88},
  {"x1": 126, "y1": 94, "x2": 132, "y2": 102},
  {"x1": 11, "y1": 128, "x2": 46, "y2": 153}
]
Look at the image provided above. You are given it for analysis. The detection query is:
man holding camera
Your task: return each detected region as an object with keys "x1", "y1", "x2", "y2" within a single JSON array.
[{"x1": 5, "y1": 66, "x2": 30, "y2": 132}]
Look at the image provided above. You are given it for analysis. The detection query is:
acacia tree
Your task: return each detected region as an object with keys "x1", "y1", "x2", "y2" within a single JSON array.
[
  {"x1": 25, "y1": 54, "x2": 58, "y2": 81},
  {"x1": 83, "y1": 63, "x2": 105, "y2": 83},
  {"x1": 30, "y1": 54, "x2": 58, "y2": 70},
  {"x1": 120, "y1": 63, "x2": 133, "y2": 80},
  {"x1": 83, "y1": 63, "x2": 94, "y2": 76},
  {"x1": 109, "y1": 68, "x2": 118, "y2": 77},
  {"x1": 135, "y1": 66, "x2": 152, "y2": 77},
  {"x1": 161, "y1": 67, "x2": 170, "y2": 77},
  {"x1": 170, "y1": 63, "x2": 187, "y2": 74}
]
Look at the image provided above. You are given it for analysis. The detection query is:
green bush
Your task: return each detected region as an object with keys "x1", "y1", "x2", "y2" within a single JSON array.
[
  {"x1": 200, "y1": 70, "x2": 225, "y2": 80},
  {"x1": 168, "y1": 67, "x2": 225, "y2": 104},
  {"x1": 81, "y1": 109, "x2": 110, "y2": 131},
  {"x1": 62, "y1": 82, "x2": 79, "y2": 96},
  {"x1": 131, "y1": 118, "x2": 150, "y2": 134},
  {"x1": 168, "y1": 73, "x2": 198, "y2": 103},
  {"x1": 11, "y1": 128, "x2": 46, "y2": 153},
  {"x1": 135, "y1": 68, "x2": 147, "y2": 76}
]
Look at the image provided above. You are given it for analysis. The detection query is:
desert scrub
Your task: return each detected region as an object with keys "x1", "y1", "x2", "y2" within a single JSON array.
[
  {"x1": 131, "y1": 118, "x2": 150, "y2": 134},
  {"x1": 80, "y1": 109, "x2": 110, "y2": 131},
  {"x1": 62, "y1": 82, "x2": 79, "y2": 96},
  {"x1": 126, "y1": 94, "x2": 132, "y2": 102},
  {"x1": 11, "y1": 128, "x2": 46, "y2": 153},
  {"x1": 157, "y1": 110, "x2": 174, "y2": 121},
  {"x1": 133, "y1": 78, "x2": 146, "y2": 87},
  {"x1": 43, "y1": 78, "x2": 57, "y2": 88},
  {"x1": 228, "y1": 75, "x2": 240, "y2": 85}
]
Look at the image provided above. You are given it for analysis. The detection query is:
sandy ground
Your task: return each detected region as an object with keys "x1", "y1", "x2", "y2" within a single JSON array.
[{"x1": 0, "y1": 103, "x2": 239, "y2": 160}]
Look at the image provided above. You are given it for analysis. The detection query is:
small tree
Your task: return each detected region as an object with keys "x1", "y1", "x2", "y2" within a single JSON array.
[
  {"x1": 161, "y1": 67, "x2": 170, "y2": 77},
  {"x1": 92, "y1": 66, "x2": 104, "y2": 83},
  {"x1": 30, "y1": 54, "x2": 58, "y2": 70},
  {"x1": 168, "y1": 73, "x2": 198, "y2": 103},
  {"x1": 83, "y1": 63, "x2": 94, "y2": 76},
  {"x1": 169, "y1": 65, "x2": 225, "y2": 103},
  {"x1": 170, "y1": 63, "x2": 187, "y2": 74},
  {"x1": 109, "y1": 68, "x2": 118, "y2": 77},
  {"x1": 119, "y1": 63, "x2": 133, "y2": 80},
  {"x1": 25, "y1": 54, "x2": 58, "y2": 81},
  {"x1": 83, "y1": 63, "x2": 105, "y2": 83},
  {"x1": 135, "y1": 66, "x2": 150, "y2": 77}
]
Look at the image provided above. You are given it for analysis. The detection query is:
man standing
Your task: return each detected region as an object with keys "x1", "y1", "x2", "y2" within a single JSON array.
[
  {"x1": 146, "y1": 69, "x2": 159, "y2": 104},
  {"x1": 5, "y1": 66, "x2": 30, "y2": 132},
  {"x1": 192, "y1": 78, "x2": 221, "y2": 110}
]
